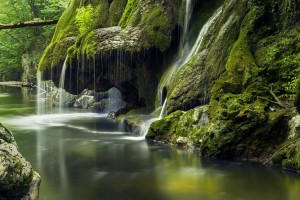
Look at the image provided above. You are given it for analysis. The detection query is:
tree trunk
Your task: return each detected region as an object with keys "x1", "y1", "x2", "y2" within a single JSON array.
[{"x1": 0, "y1": 20, "x2": 58, "y2": 30}]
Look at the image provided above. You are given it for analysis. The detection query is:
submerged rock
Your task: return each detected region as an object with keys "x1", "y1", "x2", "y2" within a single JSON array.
[{"x1": 0, "y1": 123, "x2": 40, "y2": 200}]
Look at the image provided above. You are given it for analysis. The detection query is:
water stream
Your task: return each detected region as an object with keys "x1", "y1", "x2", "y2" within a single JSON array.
[
  {"x1": 1, "y1": 2, "x2": 300, "y2": 200},
  {"x1": 143, "y1": 6, "x2": 223, "y2": 136},
  {"x1": 59, "y1": 56, "x2": 68, "y2": 113},
  {"x1": 1, "y1": 86, "x2": 300, "y2": 200}
]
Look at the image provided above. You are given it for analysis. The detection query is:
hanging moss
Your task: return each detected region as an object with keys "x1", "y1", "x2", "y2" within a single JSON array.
[
  {"x1": 211, "y1": 7, "x2": 262, "y2": 97},
  {"x1": 295, "y1": 82, "x2": 300, "y2": 112},
  {"x1": 140, "y1": 6, "x2": 170, "y2": 51},
  {"x1": 118, "y1": 0, "x2": 139, "y2": 27},
  {"x1": 108, "y1": 0, "x2": 128, "y2": 26},
  {"x1": 272, "y1": 141, "x2": 300, "y2": 171},
  {"x1": 39, "y1": 37, "x2": 75, "y2": 71},
  {"x1": 51, "y1": 0, "x2": 80, "y2": 43}
]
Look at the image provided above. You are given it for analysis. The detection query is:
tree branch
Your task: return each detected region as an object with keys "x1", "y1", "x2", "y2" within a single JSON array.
[
  {"x1": 257, "y1": 96, "x2": 287, "y2": 108},
  {"x1": 0, "y1": 20, "x2": 58, "y2": 30}
]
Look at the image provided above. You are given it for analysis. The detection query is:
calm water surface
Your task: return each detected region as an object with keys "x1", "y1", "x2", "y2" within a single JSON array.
[{"x1": 1, "y1": 86, "x2": 300, "y2": 200}]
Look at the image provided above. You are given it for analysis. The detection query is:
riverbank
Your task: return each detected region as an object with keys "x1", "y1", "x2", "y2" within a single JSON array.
[{"x1": 0, "y1": 81, "x2": 33, "y2": 87}]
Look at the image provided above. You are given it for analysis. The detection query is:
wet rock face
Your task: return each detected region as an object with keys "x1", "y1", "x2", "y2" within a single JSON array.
[
  {"x1": 39, "y1": 0, "x2": 182, "y2": 108},
  {"x1": 167, "y1": 0, "x2": 249, "y2": 113},
  {"x1": 50, "y1": 84, "x2": 126, "y2": 113},
  {"x1": 0, "y1": 124, "x2": 40, "y2": 200},
  {"x1": 147, "y1": 0, "x2": 300, "y2": 167}
]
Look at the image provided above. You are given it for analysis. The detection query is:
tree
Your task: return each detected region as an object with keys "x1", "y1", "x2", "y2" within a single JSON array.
[{"x1": 0, "y1": 0, "x2": 68, "y2": 82}]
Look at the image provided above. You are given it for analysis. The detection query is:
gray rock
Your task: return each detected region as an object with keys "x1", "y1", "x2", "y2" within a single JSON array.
[
  {"x1": 289, "y1": 115, "x2": 300, "y2": 139},
  {"x1": 74, "y1": 95, "x2": 95, "y2": 109},
  {"x1": 0, "y1": 123, "x2": 16, "y2": 144},
  {"x1": 93, "y1": 26, "x2": 146, "y2": 53}
]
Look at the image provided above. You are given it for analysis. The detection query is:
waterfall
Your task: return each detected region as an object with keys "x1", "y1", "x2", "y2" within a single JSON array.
[
  {"x1": 58, "y1": 56, "x2": 68, "y2": 113},
  {"x1": 182, "y1": 7, "x2": 222, "y2": 70},
  {"x1": 158, "y1": 7, "x2": 222, "y2": 115},
  {"x1": 184, "y1": 0, "x2": 193, "y2": 40},
  {"x1": 142, "y1": 6, "x2": 223, "y2": 137},
  {"x1": 36, "y1": 71, "x2": 50, "y2": 115}
]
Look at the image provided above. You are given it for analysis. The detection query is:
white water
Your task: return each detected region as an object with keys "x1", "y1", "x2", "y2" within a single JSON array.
[
  {"x1": 157, "y1": 7, "x2": 222, "y2": 109},
  {"x1": 182, "y1": 7, "x2": 222, "y2": 70},
  {"x1": 184, "y1": 0, "x2": 193, "y2": 41},
  {"x1": 59, "y1": 56, "x2": 68, "y2": 113},
  {"x1": 37, "y1": 71, "x2": 48, "y2": 115},
  {"x1": 142, "y1": 6, "x2": 223, "y2": 137}
]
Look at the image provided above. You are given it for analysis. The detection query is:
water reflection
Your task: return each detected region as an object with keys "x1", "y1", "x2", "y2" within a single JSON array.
[{"x1": 1, "y1": 86, "x2": 300, "y2": 200}]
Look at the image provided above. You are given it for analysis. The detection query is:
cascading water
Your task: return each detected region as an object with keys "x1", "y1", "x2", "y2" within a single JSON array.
[
  {"x1": 58, "y1": 56, "x2": 68, "y2": 113},
  {"x1": 184, "y1": 0, "x2": 193, "y2": 39},
  {"x1": 142, "y1": 6, "x2": 223, "y2": 137}
]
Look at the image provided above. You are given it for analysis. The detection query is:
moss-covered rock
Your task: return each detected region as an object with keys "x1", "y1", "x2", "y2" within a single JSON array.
[
  {"x1": 167, "y1": 0, "x2": 250, "y2": 113},
  {"x1": 146, "y1": 106, "x2": 209, "y2": 145},
  {"x1": 272, "y1": 141, "x2": 300, "y2": 172},
  {"x1": 295, "y1": 82, "x2": 300, "y2": 112},
  {"x1": 39, "y1": 0, "x2": 182, "y2": 109},
  {"x1": 0, "y1": 123, "x2": 16, "y2": 144},
  {"x1": 147, "y1": 0, "x2": 300, "y2": 166},
  {"x1": 0, "y1": 124, "x2": 40, "y2": 199}
]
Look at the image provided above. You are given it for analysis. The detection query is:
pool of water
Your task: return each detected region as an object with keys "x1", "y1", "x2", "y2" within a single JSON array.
[{"x1": 1, "y1": 86, "x2": 300, "y2": 200}]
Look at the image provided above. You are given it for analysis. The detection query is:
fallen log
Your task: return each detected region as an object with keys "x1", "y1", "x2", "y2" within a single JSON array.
[{"x1": 0, "y1": 20, "x2": 58, "y2": 30}]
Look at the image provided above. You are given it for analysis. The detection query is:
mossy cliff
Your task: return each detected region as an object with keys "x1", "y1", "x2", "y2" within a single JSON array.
[
  {"x1": 39, "y1": 0, "x2": 183, "y2": 108},
  {"x1": 0, "y1": 123, "x2": 40, "y2": 199},
  {"x1": 147, "y1": 0, "x2": 300, "y2": 171}
]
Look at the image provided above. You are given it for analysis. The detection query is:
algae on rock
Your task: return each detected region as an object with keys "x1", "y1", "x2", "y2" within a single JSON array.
[
  {"x1": 0, "y1": 123, "x2": 40, "y2": 200},
  {"x1": 147, "y1": 0, "x2": 300, "y2": 166},
  {"x1": 39, "y1": 0, "x2": 183, "y2": 109}
]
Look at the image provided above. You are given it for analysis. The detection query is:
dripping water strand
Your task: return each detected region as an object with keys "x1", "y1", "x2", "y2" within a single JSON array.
[
  {"x1": 158, "y1": 6, "x2": 223, "y2": 116},
  {"x1": 142, "y1": 6, "x2": 223, "y2": 137},
  {"x1": 59, "y1": 56, "x2": 68, "y2": 113}
]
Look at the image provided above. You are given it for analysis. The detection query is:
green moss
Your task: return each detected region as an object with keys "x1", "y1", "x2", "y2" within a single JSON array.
[
  {"x1": 75, "y1": 31, "x2": 97, "y2": 59},
  {"x1": 146, "y1": 110, "x2": 183, "y2": 142},
  {"x1": 141, "y1": 5, "x2": 170, "y2": 51},
  {"x1": 51, "y1": 0, "x2": 80, "y2": 42},
  {"x1": 67, "y1": 45, "x2": 77, "y2": 59},
  {"x1": 211, "y1": 8, "x2": 261, "y2": 97},
  {"x1": 272, "y1": 140, "x2": 300, "y2": 171},
  {"x1": 93, "y1": 1, "x2": 110, "y2": 28},
  {"x1": 108, "y1": 0, "x2": 129, "y2": 26},
  {"x1": 75, "y1": 4, "x2": 97, "y2": 34},
  {"x1": 255, "y1": 28, "x2": 300, "y2": 105},
  {"x1": 118, "y1": 0, "x2": 139, "y2": 27},
  {"x1": 295, "y1": 82, "x2": 300, "y2": 112},
  {"x1": 39, "y1": 37, "x2": 75, "y2": 71}
]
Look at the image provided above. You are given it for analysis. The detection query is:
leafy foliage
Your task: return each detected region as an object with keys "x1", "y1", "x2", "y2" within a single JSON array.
[
  {"x1": 75, "y1": 4, "x2": 95, "y2": 34},
  {"x1": 0, "y1": 0, "x2": 67, "y2": 81}
]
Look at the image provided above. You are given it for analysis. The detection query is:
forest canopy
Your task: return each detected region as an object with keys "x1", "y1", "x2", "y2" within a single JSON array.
[{"x1": 0, "y1": 0, "x2": 68, "y2": 81}]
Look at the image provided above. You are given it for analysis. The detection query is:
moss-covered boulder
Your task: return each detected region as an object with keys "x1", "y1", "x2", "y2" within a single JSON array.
[
  {"x1": 147, "y1": 106, "x2": 209, "y2": 145},
  {"x1": 168, "y1": 0, "x2": 300, "y2": 113},
  {"x1": 0, "y1": 123, "x2": 40, "y2": 200},
  {"x1": 39, "y1": 0, "x2": 182, "y2": 108},
  {"x1": 147, "y1": 0, "x2": 300, "y2": 168},
  {"x1": 271, "y1": 114, "x2": 300, "y2": 172},
  {"x1": 167, "y1": 0, "x2": 250, "y2": 113},
  {"x1": 295, "y1": 82, "x2": 300, "y2": 112}
]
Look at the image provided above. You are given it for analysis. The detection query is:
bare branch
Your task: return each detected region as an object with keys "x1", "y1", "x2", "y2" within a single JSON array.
[{"x1": 0, "y1": 20, "x2": 58, "y2": 30}]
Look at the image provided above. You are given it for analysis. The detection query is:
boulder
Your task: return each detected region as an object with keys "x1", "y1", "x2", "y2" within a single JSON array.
[
  {"x1": 0, "y1": 123, "x2": 40, "y2": 199},
  {"x1": 74, "y1": 95, "x2": 95, "y2": 109}
]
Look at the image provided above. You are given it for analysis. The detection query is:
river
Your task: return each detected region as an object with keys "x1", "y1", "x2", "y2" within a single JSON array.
[{"x1": 1, "y1": 86, "x2": 300, "y2": 200}]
